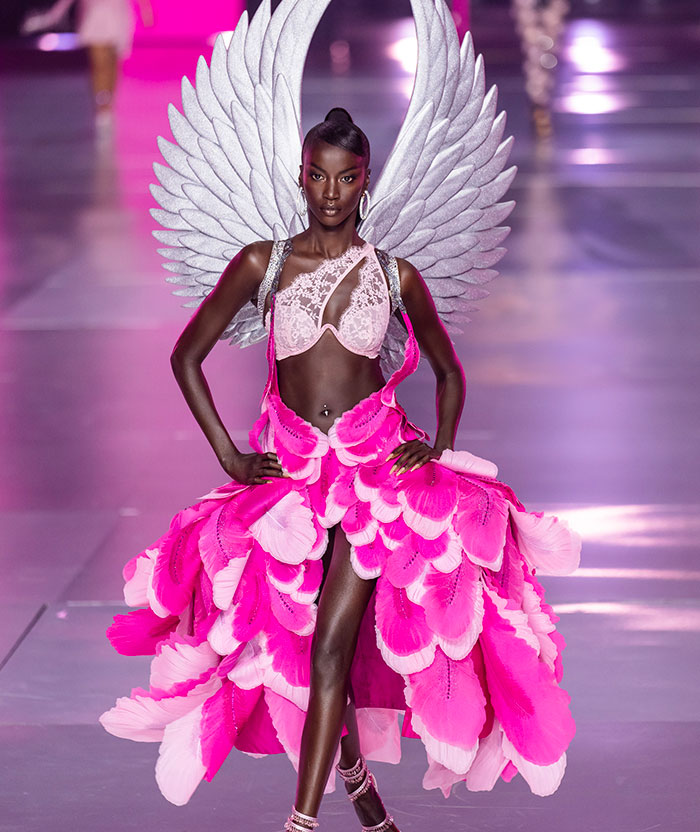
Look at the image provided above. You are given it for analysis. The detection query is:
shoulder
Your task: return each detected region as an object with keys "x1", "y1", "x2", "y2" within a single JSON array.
[
  {"x1": 394, "y1": 256, "x2": 429, "y2": 297},
  {"x1": 395, "y1": 256, "x2": 420, "y2": 282},
  {"x1": 235, "y1": 240, "x2": 275, "y2": 279}
]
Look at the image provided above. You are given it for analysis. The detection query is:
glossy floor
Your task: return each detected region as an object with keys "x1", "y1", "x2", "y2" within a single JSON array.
[{"x1": 1, "y1": 2, "x2": 699, "y2": 831}]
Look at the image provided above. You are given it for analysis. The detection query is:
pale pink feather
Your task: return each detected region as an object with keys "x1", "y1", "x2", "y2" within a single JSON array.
[
  {"x1": 123, "y1": 548, "x2": 157, "y2": 606},
  {"x1": 249, "y1": 490, "x2": 316, "y2": 564},
  {"x1": 154, "y1": 704, "x2": 207, "y2": 805},
  {"x1": 150, "y1": 634, "x2": 219, "y2": 691},
  {"x1": 510, "y1": 506, "x2": 582, "y2": 575},
  {"x1": 501, "y1": 734, "x2": 567, "y2": 796},
  {"x1": 464, "y1": 720, "x2": 509, "y2": 791}
]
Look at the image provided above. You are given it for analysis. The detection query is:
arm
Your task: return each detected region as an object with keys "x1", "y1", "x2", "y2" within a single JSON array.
[
  {"x1": 21, "y1": 0, "x2": 77, "y2": 33},
  {"x1": 388, "y1": 258, "x2": 466, "y2": 474},
  {"x1": 170, "y1": 240, "x2": 284, "y2": 485}
]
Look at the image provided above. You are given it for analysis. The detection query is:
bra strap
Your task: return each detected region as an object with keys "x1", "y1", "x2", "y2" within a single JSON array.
[
  {"x1": 257, "y1": 238, "x2": 293, "y2": 320},
  {"x1": 375, "y1": 248, "x2": 405, "y2": 313}
]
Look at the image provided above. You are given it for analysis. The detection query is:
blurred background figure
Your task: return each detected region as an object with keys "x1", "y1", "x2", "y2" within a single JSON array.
[
  {"x1": 21, "y1": 0, "x2": 154, "y2": 124},
  {"x1": 511, "y1": 0, "x2": 569, "y2": 138}
]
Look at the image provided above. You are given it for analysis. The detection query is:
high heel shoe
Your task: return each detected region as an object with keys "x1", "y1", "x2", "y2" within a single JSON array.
[
  {"x1": 284, "y1": 806, "x2": 319, "y2": 832},
  {"x1": 336, "y1": 755, "x2": 396, "y2": 832}
]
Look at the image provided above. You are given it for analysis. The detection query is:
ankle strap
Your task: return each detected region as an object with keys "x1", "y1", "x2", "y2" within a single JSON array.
[
  {"x1": 336, "y1": 754, "x2": 366, "y2": 783},
  {"x1": 362, "y1": 815, "x2": 394, "y2": 832},
  {"x1": 284, "y1": 806, "x2": 319, "y2": 832}
]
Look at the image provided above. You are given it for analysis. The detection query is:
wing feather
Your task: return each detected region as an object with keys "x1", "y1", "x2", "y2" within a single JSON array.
[
  {"x1": 153, "y1": 0, "x2": 331, "y2": 347},
  {"x1": 361, "y1": 1, "x2": 517, "y2": 372}
]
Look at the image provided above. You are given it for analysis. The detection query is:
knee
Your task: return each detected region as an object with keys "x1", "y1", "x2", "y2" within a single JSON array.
[{"x1": 310, "y1": 636, "x2": 355, "y2": 689}]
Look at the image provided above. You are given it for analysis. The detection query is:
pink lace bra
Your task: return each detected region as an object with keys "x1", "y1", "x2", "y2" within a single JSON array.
[{"x1": 263, "y1": 241, "x2": 391, "y2": 360}]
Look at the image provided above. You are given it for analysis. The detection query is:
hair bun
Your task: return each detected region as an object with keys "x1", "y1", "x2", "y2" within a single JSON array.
[{"x1": 324, "y1": 107, "x2": 353, "y2": 124}]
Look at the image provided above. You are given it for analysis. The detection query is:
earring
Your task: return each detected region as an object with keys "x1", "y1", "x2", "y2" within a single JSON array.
[
  {"x1": 297, "y1": 185, "x2": 307, "y2": 213},
  {"x1": 359, "y1": 189, "x2": 370, "y2": 220}
]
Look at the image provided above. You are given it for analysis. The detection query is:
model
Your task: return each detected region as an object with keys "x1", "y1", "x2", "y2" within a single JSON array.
[
  {"x1": 21, "y1": 0, "x2": 153, "y2": 119},
  {"x1": 99, "y1": 2, "x2": 581, "y2": 830}
]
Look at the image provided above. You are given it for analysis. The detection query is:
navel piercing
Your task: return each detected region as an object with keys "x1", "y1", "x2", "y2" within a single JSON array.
[{"x1": 320, "y1": 403, "x2": 331, "y2": 417}]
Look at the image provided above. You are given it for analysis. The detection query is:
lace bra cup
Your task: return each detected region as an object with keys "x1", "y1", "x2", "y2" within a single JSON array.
[{"x1": 265, "y1": 242, "x2": 391, "y2": 360}]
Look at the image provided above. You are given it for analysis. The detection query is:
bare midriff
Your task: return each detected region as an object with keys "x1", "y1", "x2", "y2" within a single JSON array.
[{"x1": 276, "y1": 330, "x2": 386, "y2": 433}]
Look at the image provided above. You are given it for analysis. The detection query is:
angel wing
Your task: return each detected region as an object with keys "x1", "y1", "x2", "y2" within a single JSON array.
[
  {"x1": 152, "y1": 0, "x2": 516, "y2": 366},
  {"x1": 360, "y1": 0, "x2": 517, "y2": 371},
  {"x1": 150, "y1": 0, "x2": 329, "y2": 346}
]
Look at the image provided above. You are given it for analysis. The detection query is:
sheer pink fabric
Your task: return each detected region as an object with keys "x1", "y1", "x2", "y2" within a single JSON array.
[{"x1": 264, "y1": 242, "x2": 390, "y2": 360}]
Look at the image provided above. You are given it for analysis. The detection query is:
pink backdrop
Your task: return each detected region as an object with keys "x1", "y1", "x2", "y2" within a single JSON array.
[{"x1": 134, "y1": 0, "x2": 245, "y2": 44}]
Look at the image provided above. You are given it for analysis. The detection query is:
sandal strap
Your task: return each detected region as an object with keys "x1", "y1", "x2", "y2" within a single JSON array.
[
  {"x1": 284, "y1": 806, "x2": 319, "y2": 832},
  {"x1": 336, "y1": 754, "x2": 366, "y2": 782},
  {"x1": 347, "y1": 768, "x2": 376, "y2": 802},
  {"x1": 362, "y1": 814, "x2": 395, "y2": 832}
]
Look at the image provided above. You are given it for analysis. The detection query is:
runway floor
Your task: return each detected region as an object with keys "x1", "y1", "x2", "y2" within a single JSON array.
[{"x1": 1, "y1": 3, "x2": 699, "y2": 830}]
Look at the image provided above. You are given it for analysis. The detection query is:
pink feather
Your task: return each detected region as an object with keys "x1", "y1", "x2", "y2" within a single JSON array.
[
  {"x1": 452, "y1": 480, "x2": 509, "y2": 570},
  {"x1": 200, "y1": 680, "x2": 265, "y2": 780},
  {"x1": 397, "y1": 462, "x2": 457, "y2": 540},
  {"x1": 269, "y1": 584, "x2": 316, "y2": 636},
  {"x1": 106, "y1": 607, "x2": 178, "y2": 656},
  {"x1": 374, "y1": 577, "x2": 436, "y2": 673},
  {"x1": 266, "y1": 625, "x2": 312, "y2": 688},
  {"x1": 384, "y1": 534, "x2": 428, "y2": 588},
  {"x1": 341, "y1": 499, "x2": 378, "y2": 546},
  {"x1": 479, "y1": 592, "x2": 575, "y2": 766},
  {"x1": 422, "y1": 559, "x2": 483, "y2": 646},
  {"x1": 351, "y1": 535, "x2": 391, "y2": 580},
  {"x1": 231, "y1": 555, "x2": 270, "y2": 642},
  {"x1": 406, "y1": 647, "x2": 486, "y2": 751}
]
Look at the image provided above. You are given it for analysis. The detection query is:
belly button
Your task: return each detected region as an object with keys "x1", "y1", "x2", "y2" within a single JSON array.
[{"x1": 320, "y1": 403, "x2": 331, "y2": 417}]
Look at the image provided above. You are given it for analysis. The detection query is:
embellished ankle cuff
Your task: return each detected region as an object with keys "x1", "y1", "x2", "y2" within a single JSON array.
[{"x1": 284, "y1": 806, "x2": 319, "y2": 832}]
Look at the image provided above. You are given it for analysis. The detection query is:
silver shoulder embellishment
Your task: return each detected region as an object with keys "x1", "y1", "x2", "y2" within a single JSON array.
[
  {"x1": 257, "y1": 239, "x2": 292, "y2": 319},
  {"x1": 375, "y1": 248, "x2": 405, "y2": 313}
]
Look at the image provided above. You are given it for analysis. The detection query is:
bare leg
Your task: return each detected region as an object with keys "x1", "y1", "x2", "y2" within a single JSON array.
[
  {"x1": 293, "y1": 527, "x2": 377, "y2": 818},
  {"x1": 339, "y1": 701, "x2": 399, "y2": 829},
  {"x1": 87, "y1": 44, "x2": 119, "y2": 113}
]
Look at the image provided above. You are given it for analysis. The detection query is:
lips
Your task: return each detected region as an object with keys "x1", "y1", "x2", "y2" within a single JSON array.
[{"x1": 321, "y1": 206, "x2": 340, "y2": 214}]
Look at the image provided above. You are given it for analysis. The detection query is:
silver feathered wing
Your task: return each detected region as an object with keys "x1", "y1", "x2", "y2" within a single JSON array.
[
  {"x1": 150, "y1": 0, "x2": 329, "y2": 346},
  {"x1": 360, "y1": 0, "x2": 517, "y2": 372},
  {"x1": 151, "y1": 0, "x2": 516, "y2": 369}
]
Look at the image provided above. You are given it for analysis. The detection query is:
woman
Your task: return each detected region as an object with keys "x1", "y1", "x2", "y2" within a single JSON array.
[
  {"x1": 100, "y1": 107, "x2": 579, "y2": 831},
  {"x1": 22, "y1": 0, "x2": 153, "y2": 121},
  {"x1": 172, "y1": 108, "x2": 461, "y2": 832}
]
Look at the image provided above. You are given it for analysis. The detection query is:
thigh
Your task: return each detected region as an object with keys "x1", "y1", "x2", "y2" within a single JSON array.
[{"x1": 314, "y1": 526, "x2": 377, "y2": 652}]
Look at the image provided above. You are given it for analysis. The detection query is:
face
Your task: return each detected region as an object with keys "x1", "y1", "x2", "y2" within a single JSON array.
[{"x1": 299, "y1": 140, "x2": 370, "y2": 227}]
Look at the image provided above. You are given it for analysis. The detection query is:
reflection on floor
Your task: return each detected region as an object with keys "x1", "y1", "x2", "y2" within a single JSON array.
[{"x1": 1, "y1": 2, "x2": 699, "y2": 829}]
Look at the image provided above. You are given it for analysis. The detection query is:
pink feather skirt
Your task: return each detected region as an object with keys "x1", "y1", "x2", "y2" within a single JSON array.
[{"x1": 99, "y1": 378, "x2": 581, "y2": 806}]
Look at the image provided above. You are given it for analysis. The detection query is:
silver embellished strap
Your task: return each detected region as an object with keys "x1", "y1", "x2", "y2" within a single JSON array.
[
  {"x1": 361, "y1": 815, "x2": 394, "y2": 832},
  {"x1": 256, "y1": 238, "x2": 292, "y2": 319},
  {"x1": 375, "y1": 248, "x2": 404, "y2": 312}
]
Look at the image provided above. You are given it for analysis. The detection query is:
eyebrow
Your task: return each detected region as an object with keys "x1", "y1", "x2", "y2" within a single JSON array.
[{"x1": 309, "y1": 163, "x2": 360, "y2": 174}]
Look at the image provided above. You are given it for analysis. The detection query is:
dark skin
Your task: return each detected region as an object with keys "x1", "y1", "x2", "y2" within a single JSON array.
[{"x1": 170, "y1": 139, "x2": 466, "y2": 826}]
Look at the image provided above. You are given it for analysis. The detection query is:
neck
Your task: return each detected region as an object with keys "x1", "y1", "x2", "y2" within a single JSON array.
[{"x1": 297, "y1": 216, "x2": 363, "y2": 259}]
